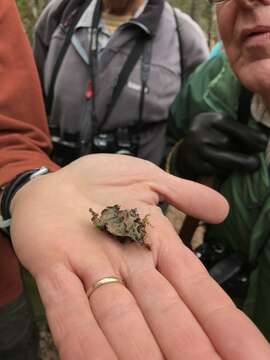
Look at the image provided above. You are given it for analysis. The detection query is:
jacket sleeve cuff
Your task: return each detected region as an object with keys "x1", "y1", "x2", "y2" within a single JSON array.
[{"x1": 0, "y1": 156, "x2": 59, "y2": 188}]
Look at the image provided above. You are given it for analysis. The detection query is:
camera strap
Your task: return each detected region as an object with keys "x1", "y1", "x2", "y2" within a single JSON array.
[
  {"x1": 89, "y1": 0, "x2": 150, "y2": 134},
  {"x1": 98, "y1": 39, "x2": 148, "y2": 132},
  {"x1": 80, "y1": 36, "x2": 148, "y2": 156},
  {"x1": 136, "y1": 40, "x2": 153, "y2": 135},
  {"x1": 46, "y1": 0, "x2": 93, "y2": 116},
  {"x1": 172, "y1": 6, "x2": 184, "y2": 85},
  {"x1": 237, "y1": 86, "x2": 252, "y2": 124},
  {"x1": 88, "y1": 0, "x2": 102, "y2": 133}
]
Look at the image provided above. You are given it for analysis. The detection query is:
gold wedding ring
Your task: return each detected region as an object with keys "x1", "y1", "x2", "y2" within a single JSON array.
[{"x1": 86, "y1": 276, "x2": 124, "y2": 298}]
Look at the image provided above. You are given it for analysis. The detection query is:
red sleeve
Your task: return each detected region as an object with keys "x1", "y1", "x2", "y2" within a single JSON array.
[{"x1": 0, "y1": 0, "x2": 59, "y2": 186}]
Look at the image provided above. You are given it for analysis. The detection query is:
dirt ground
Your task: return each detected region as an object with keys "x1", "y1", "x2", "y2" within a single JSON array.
[
  {"x1": 38, "y1": 206, "x2": 204, "y2": 360},
  {"x1": 38, "y1": 324, "x2": 58, "y2": 360}
]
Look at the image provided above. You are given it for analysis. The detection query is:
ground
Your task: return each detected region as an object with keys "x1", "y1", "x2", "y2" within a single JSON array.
[{"x1": 38, "y1": 324, "x2": 58, "y2": 360}]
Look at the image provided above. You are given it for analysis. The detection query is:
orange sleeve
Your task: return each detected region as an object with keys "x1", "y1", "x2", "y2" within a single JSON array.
[{"x1": 0, "y1": 0, "x2": 59, "y2": 186}]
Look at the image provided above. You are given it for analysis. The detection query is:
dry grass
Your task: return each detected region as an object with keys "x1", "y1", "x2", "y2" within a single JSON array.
[
  {"x1": 38, "y1": 324, "x2": 58, "y2": 360},
  {"x1": 166, "y1": 205, "x2": 205, "y2": 249}
]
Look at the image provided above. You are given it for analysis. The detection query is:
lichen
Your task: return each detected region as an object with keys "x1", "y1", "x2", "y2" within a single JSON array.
[{"x1": 89, "y1": 205, "x2": 151, "y2": 249}]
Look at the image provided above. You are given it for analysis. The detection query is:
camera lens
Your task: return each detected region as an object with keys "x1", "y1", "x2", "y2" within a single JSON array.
[
  {"x1": 93, "y1": 133, "x2": 115, "y2": 152},
  {"x1": 116, "y1": 149, "x2": 134, "y2": 156}
]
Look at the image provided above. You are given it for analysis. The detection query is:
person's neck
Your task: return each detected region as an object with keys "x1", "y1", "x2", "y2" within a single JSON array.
[{"x1": 102, "y1": 0, "x2": 145, "y2": 16}]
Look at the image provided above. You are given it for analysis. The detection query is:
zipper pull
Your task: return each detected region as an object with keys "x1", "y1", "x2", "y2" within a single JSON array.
[{"x1": 85, "y1": 80, "x2": 93, "y2": 99}]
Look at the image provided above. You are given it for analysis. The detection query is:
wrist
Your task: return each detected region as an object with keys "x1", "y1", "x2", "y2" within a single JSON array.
[{"x1": 0, "y1": 167, "x2": 49, "y2": 235}]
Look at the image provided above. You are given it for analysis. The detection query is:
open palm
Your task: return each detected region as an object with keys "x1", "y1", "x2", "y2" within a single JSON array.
[{"x1": 10, "y1": 154, "x2": 270, "y2": 360}]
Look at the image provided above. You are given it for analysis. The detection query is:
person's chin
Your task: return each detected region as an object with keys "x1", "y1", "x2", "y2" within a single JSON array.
[
  {"x1": 108, "y1": 0, "x2": 131, "y2": 15},
  {"x1": 237, "y1": 62, "x2": 270, "y2": 100}
]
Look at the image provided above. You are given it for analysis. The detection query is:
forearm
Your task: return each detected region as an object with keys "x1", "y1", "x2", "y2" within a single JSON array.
[{"x1": 0, "y1": 1, "x2": 58, "y2": 186}]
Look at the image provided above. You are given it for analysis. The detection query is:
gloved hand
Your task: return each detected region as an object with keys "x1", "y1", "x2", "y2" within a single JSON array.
[{"x1": 176, "y1": 112, "x2": 268, "y2": 179}]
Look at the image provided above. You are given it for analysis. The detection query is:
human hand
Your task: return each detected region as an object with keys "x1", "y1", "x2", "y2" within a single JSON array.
[
  {"x1": 9, "y1": 154, "x2": 270, "y2": 359},
  {"x1": 176, "y1": 112, "x2": 267, "y2": 179}
]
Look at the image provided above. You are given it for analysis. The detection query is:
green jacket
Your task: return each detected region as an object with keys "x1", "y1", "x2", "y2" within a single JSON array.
[{"x1": 168, "y1": 53, "x2": 270, "y2": 341}]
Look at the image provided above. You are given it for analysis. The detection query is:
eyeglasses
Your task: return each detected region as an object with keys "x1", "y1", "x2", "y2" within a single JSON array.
[{"x1": 208, "y1": 0, "x2": 228, "y2": 4}]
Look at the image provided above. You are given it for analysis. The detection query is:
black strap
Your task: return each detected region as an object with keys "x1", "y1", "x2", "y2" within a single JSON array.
[
  {"x1": 79, "y1": 33, "x2": 149, "y2": 158},
  {"x1": 0, "y1": 170, "x2": 39, "y2": 222},
  {"x1": 172, "y1": 7, "x2": 184, "y2": 84},
  {"x1": 97, "y1": 37, "x2": 147, "y2": 131},
  {"x1": 88, "y1": 0, "x2": 103, "y2": 132},
  {"x1": 0, "y1": 169, "x2": 44, "y2": 236},
  {"x1": 80, "y1": 28, "x2": 148, "y2": 155},
  {"x1": 46, "y1": 0, "x2": 93, "y2": 116},
  {"x1": 237, "y1": 86, "x2": 252, "y2": 124}
]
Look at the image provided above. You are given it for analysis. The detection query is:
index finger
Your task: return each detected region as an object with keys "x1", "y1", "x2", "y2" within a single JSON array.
[
  {"x1": 215, "y1": 120, "x2": 267, "y2": 153},
  {"x1": 153, "y1": 169, "x2": 229, "y2": 224},
  {"x1": 157, "y1": 220, "x2": 270, "y2": 360},
  {"x1": 36, "y1": 263, "x2": 118, "y2": 360}
]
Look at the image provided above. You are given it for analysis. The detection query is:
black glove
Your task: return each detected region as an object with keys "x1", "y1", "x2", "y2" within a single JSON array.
[{"x1": 176, "y1": 112, "x2": 268, "y2": 179}]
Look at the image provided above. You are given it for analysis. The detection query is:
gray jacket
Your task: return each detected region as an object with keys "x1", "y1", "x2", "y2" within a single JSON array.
[{"x1": 33, "y1": 0, "x2": 208, "y2": 165}]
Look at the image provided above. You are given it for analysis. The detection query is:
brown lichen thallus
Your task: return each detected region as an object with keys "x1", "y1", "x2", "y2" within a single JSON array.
[{"x1": 89, "y1": 204, "x2": 151, "y2": 249}]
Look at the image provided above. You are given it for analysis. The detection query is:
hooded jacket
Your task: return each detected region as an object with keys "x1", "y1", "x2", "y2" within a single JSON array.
[
  {"x1": 168, "y1": 52, "x2": 270, "y2": 340},
  {"x1": 0, "y1": 0, "x2": 57, "y2": 313},
  {"x1": 0, "y1": 1, "x2": 58, "y2": 187}
]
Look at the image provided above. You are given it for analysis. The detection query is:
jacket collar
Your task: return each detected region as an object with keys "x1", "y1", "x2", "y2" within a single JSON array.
[
  {"x1": 75, "y1": 0, "x2": 164, "y2": 37},
  {"x1": 204, "y1": 53, "x2": 242, "y2": 119},
  {"x1": 130, "y1": 0, "x2": 164, "y2": 36}
]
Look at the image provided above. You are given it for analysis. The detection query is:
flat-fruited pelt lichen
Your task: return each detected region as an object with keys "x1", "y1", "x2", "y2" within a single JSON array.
[{"x1": 89, "y1": 205, "x2": 151, "y2": 249}]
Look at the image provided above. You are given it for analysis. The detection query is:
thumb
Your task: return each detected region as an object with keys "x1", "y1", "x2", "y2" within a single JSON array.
[{"x1": 154, "y1": 171, "x2": 229, "y2": 224}]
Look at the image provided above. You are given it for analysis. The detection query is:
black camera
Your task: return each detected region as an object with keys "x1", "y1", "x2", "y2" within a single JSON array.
[
  {"x1": 92, "y1": 127, "x2": 139, "y2": 156},
  {"x1": 50, "y1": 126, "x2": 139, "y2": 166},
  {"x1": 194, "y1": 240, "x2": 252, "y2": 307},
  {"x1": 50, "y1": 128, "x2": 81, "y2": 166}
]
